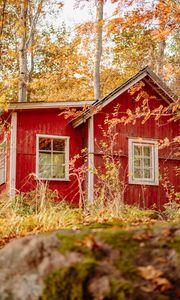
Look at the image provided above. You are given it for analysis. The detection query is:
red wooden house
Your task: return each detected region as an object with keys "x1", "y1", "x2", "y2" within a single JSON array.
[{"x1": 0, "y1": 67, "x2": 179, "y2": 208}]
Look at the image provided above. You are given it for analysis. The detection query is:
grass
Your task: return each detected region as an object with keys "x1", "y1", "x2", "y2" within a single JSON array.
[{"x1": 0, "y1": 182, "x2": 179, "y2": 248}]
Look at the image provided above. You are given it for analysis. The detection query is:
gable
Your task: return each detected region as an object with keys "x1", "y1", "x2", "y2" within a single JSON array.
[{"x1": 72, "y1": 66, "x2": 177, "y2": 128}]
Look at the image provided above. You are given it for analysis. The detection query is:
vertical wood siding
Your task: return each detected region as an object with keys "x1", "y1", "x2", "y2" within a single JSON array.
[
  {"x1": 16, "y1": 109, "x2": 83, "y2": 204},
  {"x1": 93, "y1": 82, "x2": 180, "y2": 209}
]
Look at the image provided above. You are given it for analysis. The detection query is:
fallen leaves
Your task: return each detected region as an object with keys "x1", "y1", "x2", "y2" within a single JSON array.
[
  {"x1": 138, "y1": 265, "x2": 163, "y2": 280},
  {"x1": 76, "y1": 235, "x2": 106, "y2": 251},
  {"x1": 153, "y1": 277, "x2": 172, "y2": 292},
  {"x1": 138, "y1": 265, "x2": 172, "y2": 293},
  {"x1": 132, "y1": 230, "x2": 152, "y2": 241}
]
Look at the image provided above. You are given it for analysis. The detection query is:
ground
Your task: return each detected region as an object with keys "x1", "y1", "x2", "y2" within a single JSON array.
[{"x1": 0, "y1": 222, "x2": 180, "y2": 300}]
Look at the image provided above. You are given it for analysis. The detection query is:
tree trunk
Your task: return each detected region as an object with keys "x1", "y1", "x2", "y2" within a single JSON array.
[
  {"x1": 0, "y1": 0, "x2": 7, "y2": 61},
  {"x1": 156, "y1": 39, "x2": 166, "y2": 78},
  {"x1": 18, "y1": 0, "x2": 28, "y2": 102},
  {"x1": 94, "y1": 0, "x2": 104, "y2": 100}
]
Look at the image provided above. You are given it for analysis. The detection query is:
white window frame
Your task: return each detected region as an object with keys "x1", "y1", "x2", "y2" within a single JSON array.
[
  {"x1": 36, "y1": 134, "x2": 70, "y2": 181},
  {"x1": 128, "y1": 138, "x2": 159, "y2": 186},
  {"x1": 0, "y1": 139, "x2": 7, "y2": 185}
]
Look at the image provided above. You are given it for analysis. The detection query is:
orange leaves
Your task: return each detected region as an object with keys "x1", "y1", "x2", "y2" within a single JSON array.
[
  {"x1": 59, "y1": 104, "x2": 99, "y2": 120},
  {"x1": 76, "y1": 234, "x2": 105, "y2": 251},
  {"x1": 132, "y1": 230, "x2": 152, "y2": 241},
  {"x1": 138, "y1": 265, "x2": 163, "y2": 281},
  {"x1": 106, "y1": 17, "x2": 124, "y2": 34},
  {"x1": 151, "y1": 28, "x2": 171, "y2": 42},
  {"x1": 153, "y1": 277, "x2": 172, "y2": 292},
  {"x1": 59, "y1": 108, "x2": 83, "y2": 120},
  {"x1": 76, "y1": 22, "x2": 94, "y2": 35},
  {"x1": 158, "y1": 137, "x2": 170, "y2": 150},
  {"x1": 128, "y1": 81, "x2": 145, "y2": 96},
  {"x1": 138, "y1": 265, "x2": 172, "y2": 292}
]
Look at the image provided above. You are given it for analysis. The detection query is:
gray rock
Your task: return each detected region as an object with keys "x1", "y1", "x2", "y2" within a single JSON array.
[{"x1": 0, "y1": 232, "x2": 82, "y2": 300}]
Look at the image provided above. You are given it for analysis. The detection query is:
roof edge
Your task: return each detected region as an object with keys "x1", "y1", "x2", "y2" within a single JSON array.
[
  {"x1": 7, "y1": 100, "x2": 95, "y2": 110},
  {"x1": 72, "y1": 66, "x2": 177, "y2": 128}
]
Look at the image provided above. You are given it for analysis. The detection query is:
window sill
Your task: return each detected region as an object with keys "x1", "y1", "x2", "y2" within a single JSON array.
[
  {"x1": 129, "y1": 180, "x2": 159, "y2": 186},
  {"x1": 36, "y1": 177, "x2": 70, "y2": 182}
]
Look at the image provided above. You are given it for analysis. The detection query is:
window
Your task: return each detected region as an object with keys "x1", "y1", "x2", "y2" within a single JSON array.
[
  {"x1": 0, "y1": 140, "x2": 6, "y2": 185},
  {"x1": 128, "y1": 138, "x2": 159, "y2": 185},
  {"x1": 36, "y1": 135, "x2": 69, "y2": 181}
]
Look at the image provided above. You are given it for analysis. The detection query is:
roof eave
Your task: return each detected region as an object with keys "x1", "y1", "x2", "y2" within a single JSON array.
[{"x1": 8, "y1": 100, "x2": 95, "y2": 111}]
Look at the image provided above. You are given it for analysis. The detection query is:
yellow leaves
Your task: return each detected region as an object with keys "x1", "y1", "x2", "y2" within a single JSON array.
[
  {"x1": 0, "y1": 94, "x2": 8, "y2": 111},
  {"x1": 7, "y1": 50, "x2": 17, "y2": 57},
  {"x1": 172, "y1": 101, "x2": 180, "y2": 113}
]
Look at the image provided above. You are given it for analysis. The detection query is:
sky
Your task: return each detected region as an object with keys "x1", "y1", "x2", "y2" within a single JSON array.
[{"x1": 47, "y1": 0, "x2": 117, "y2": 29}]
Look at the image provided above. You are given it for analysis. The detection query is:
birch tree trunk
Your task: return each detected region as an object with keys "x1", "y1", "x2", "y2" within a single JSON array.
[
  {"x1": 0, "y1": 0, "x2": 7, "y2": 61},
  {"x1": 18, "y1": 0, "x2": 28, "y2": 102},
  {"x1": 94, "y1": 0, "x2": 104, "y2": 100}
]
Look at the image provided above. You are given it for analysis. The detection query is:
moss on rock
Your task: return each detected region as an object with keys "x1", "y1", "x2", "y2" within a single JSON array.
[
  {"x1": 103, "y1": 278, "x2": 134, "y2": 300},
  {"x1": 40, "y1": 225, "x2": 180, "y2": 300},
  {"x1": 40, "y1": 257, "x2": 97, "y2": 300}
]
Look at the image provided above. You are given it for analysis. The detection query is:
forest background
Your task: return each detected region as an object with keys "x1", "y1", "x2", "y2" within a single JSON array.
[{"x1": 0, "y1": 0, "x2": 179, "y2": 105}]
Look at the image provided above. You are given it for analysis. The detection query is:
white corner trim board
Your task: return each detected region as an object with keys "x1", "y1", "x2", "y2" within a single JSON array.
[
  {"x1": 88, "y1": 116, "x2": 94, "y2": 203},
  {"x1": 9, "y1": 112, "x2": 17, "y2": 197}
]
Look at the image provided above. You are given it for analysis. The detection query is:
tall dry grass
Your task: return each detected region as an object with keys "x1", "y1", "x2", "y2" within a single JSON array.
[{"x1": 0, "y1": 170, "x2": 179, "y2": 248}]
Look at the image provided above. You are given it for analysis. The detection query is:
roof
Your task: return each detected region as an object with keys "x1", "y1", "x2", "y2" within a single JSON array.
[
  {"x1": 8, "y1": 100, "x2": 94, "y2": 110},
  {"x1": 71, "y1": 66, "x2": 177, "y2": 128}
]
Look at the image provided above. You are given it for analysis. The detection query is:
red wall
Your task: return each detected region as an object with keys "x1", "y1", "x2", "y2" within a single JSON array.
[
  {"x1": 16, "y1": 109, "x2": 83, "y2": 204},
  {"x1": 3, "y1": 81, "x2": 179, "y2": 209},
  {"x1": 93, "y1": 82, "x2": 180, "y2": 209}
]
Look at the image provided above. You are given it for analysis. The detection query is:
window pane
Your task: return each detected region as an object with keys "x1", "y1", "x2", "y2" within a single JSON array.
[
  {"x1": 53, "y1": 153, "x2": 65, "y2": 165},
  {"x1": 39, "y1": 165, "x2": 51, "y2": 178},
  {"x1": 134, "y1": 145, "x2": 142, "y2": 156},
  {"x1": 144, "y1": 146, "x2": 151, "y2": 157},
  {"x1": 0, "y1": 157, "x2": 5, "y2": 169},
  {"x1": 52, "y1": 153, "x2": 65, "y2": 178},
  {"x1": 39, "y1": 138, "x2": 51, "y2": 151},
  {"x1": 52, "y1": 165, "x2": 65, "y2": 179},
  {"x1": 134, "y1": 168, "x2": 143, "y2": 179},
  {"x1": 53, "y1": 139, "x2": 65, "y2": 152},
  {"x1": 144, "y1": 158, "x2": 151, "y2": 167},
  {"x1": 39, "y1": 153, "x2": 51, "y2": 165},
  {"x1": 144, "y1": 169, "x2": 151, "y2": 179},
  {"x1": 134, "y1": 157, "x2": 142, "y2": 167}
]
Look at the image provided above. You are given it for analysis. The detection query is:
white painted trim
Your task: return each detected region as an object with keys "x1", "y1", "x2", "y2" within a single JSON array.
[
  {"x1": 88, "y1": 116, "x2": 94, "y2": 203},
  {"x1": 72, "y1": 72, "x2": 147, "y2": 128},
  {"x1": 9, "y1": 100, "x2": 94, "y2": 110},
  {"x1": 147, "y1": 74, "x2": 174, "y2": 103},
  {"x1": 36, "y1": 134, "x2": 70, "y2": 181},
  {"x1": 9, "y1": 112, "x2": 17, "y2": 196},
  {"x1": 128, "y1": 138, "x2": 159, "y2": 186},
  {"x1": 101, "y1": 73, "x2": 147, "y2": 109},
  {"x1": 0, "y1": 139, "x2": 7, "y2": 185}
]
